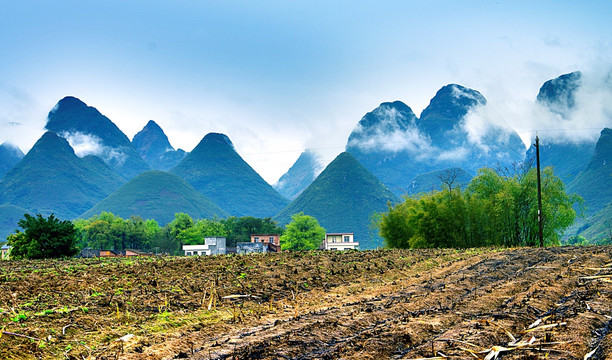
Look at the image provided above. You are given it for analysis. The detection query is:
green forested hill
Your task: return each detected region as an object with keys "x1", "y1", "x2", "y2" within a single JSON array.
[
  {"x1": 275, "y1": 152, "x2": 397, "y2": 249},
  {"x1": 170, "y1": 133, "x2": 288, "y2": 218},
  {"x1": 80, "y1": 170, "x2": 228, "y2": 224},
  {"x1": 0, "y1": 131, "x2": 125, "y2": 220},
  {"x1": 569, "y1": 128, "x2": 612, "y2": 215}
]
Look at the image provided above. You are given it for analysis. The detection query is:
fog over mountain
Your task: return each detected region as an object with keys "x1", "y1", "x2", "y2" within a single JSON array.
[
  {"x1": 45, "y1": 96, "x2": 150, "y2": 180},
  {"x1": 345, "y1": 84, "x2": 526, "y2": 195}
]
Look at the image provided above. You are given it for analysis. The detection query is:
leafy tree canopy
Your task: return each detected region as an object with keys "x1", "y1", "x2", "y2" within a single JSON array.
[
  {"x1": 280, "y1": 212, "x2": 326, "y2": 251},
  {"x1": 8, "y1": 213, "x2": 78, "y2": 259},
  {"x1": 378, "y1": 166, "x2": 581, "y2": 249}
]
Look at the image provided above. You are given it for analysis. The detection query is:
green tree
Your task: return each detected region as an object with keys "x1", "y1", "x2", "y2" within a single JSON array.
[
  {"x1": 74, "y1": 213, "x2": 155, "y2": 251},
  {"x1": 221, "y1": 216, "x2": 284, "y2": 247},
  {"x1": 8, "y1": 214, "x2": 78, "y2": 259},
  {"x1": 280, "y1": 212, "x2": 326, "y2": 251},
  {"x1": 379, "y1": 166, "x2": 580, "y2": 249}
]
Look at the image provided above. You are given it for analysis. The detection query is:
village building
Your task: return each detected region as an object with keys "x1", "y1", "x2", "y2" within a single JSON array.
[
  {"x1": 80, "y1": 249, "x2": 152, "y2": 257},
  {"x1": 123, "y1": 249, "x2": 150, "y2": 256},
  {"x1": 237, "y1": 242, "x2": 267, "y2": 254},
  {"x1": 1, "y1": 244, "x2": 10, "y2": 260},
  {"x1": 250, "y1": 233, "x2": 281, "y2": 252},
  {"x1": 324, "y1": 233, "x2": 359, "y2": 251},
  {"x1": 183, "y1": 237, "x2": 227, "y2": 256}
]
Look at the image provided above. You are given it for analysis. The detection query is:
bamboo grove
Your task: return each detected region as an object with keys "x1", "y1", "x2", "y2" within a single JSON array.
[{"x1": 377, "y1": 167, "x2": 581, "y2": 249}]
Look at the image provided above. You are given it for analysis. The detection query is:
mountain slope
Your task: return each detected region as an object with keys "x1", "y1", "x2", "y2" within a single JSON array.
[
  {"x1": 0, "y1": 205, "x2": 30, "y2": 242},
  {"x1": 574, "y1": 202, "x2": 612, "y2": 244},
  {"x1": 569, "y1": 128, "x2": 612, "y2": 215},
  {"x1": 274, "y1": 150, "x2": 323, "y2": 200},
  {"x1": 132, "y1": 120, "x2": 186, "y2": 170},
  {"x1": 81, "y1": 170, "x2": 228, "y2": 224},
  {"x1": 526, "y1": 141, "x2": 595, "y2": 183},
  {"x1": 170, "y1": 133, "x2": 289, "y2": 218},
  {"x1": 407, "y1": 167, "x2": 472, "y2": 195},
  {"x1": 0, "y1": 142, "x2": 24, "y2": 180},
  {"x1": 45, "y1": 96, "x2": 150, "y2": 179},
  {"x1": 0, "y1": 131, "x2": 125, "y2": 219},
  {"x1": 275, "y1": 152, "x2": 397, "y2": 249}
]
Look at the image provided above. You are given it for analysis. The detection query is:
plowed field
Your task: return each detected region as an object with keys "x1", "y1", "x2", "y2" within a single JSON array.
[{"x1": 0, "y1": 246, "x2": 611, "y2": 359}]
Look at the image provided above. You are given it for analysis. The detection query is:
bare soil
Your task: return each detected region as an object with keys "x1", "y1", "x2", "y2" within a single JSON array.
[{"x1": 0, "y1": 246, "x2": 610, "y2": 359}]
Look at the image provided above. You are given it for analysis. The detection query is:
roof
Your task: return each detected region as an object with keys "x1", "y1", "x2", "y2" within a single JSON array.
[
  {"x1": 326, "y1": 233, "x2": 354, "y2": 236},
  {"x1": 251, "y1": 234, "x2": 279, "y2": 237}
]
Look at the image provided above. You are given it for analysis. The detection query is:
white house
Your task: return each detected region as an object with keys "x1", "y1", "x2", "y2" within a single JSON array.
[
  {"x1": 183, "y1": 237, "x2": 226, "y2": 256},
  {"x1": 1, "y1": 244, "x2": 10, "y2": 260},
  {"x1": 324, "y1": 233, "x2": 359, "y2": 251}
]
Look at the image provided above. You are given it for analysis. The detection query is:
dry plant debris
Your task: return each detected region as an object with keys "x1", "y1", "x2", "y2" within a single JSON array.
[{"x1": 0, "y1": 246, "x2": 610, "y2": 359}]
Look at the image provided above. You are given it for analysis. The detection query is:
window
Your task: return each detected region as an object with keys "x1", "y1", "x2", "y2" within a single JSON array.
[
  {"x1": 344, "y1": 236, "x2": 350, "y2": 242},
  {"x1": 332, "y1": 236, "x2": 337, "y2": 243},
  {"x1": 269, "y1": 237, "x2": 274, "y2": 243},
  {"x1": 254, "y1": 237, "x2": 260, "y2": 242},
  {"x1": 186, "y1": 251, "x2": 192, "y2": 256}
]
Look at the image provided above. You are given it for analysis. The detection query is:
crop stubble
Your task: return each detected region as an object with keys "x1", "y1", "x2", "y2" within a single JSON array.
[{"x1": 0, "y1": 246, "x2": 610, "y2": 359}]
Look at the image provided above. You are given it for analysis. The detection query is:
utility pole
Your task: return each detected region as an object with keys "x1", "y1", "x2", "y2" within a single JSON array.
[{"x1": 535, "y1": 136, "x2": 544, "y2": 247}]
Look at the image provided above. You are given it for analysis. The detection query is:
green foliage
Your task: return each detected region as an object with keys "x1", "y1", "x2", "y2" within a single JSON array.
[
  {"x1": 75, "y1": 212, "x2": 154, "y2": 252},
  {"x1": 280, "y1": 212, "x2": 326, "y2": 251},
  {"x1": 8, "y1": 213, "x2": 78, "y2": 259},
  {"x1": 221, "y1": 216, "x2": 284, "y2": 247},
  {"x1": 75, "y1": 212, "x2": 284, "y2": 254},
  {"x1": 378, "y1": 167, "x2": 581, "y2": 249},
  {"x1": 566, "y1": 235, "x2": 588, "y2": 246}
]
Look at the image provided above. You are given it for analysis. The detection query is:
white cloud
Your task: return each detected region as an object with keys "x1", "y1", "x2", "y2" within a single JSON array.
[
  {"x1": 0, "y1": 84, "x2": 46, "y2": 152},
  {"x1": 475, "y1": 68, "x2": 612, "y2": 146},
  {"x1": 60, "y1": 131, "x2": 127, "y2": 165}
]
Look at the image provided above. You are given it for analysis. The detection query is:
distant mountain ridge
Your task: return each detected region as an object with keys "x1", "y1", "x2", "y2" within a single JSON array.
[
  {"x1": 0, "y1": 142, "x2": 24, "y2": 180},
  {"x1": 46, "y1": 96, "x2": 150, "y2": 179},
  {"x1": 132, "y1": 120, "x2": 186, "y2": 170},
  {"x1": 171, "y1": 133, "x2": 289, "y2": 218},
  {"x1": 273, "y1": 150, "x2": 323, "y2": 200}
]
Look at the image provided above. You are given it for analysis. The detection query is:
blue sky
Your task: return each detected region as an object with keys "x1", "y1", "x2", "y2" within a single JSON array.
[{"x1": 1, "y1": 1, "x2": 612, "y2": 183}]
